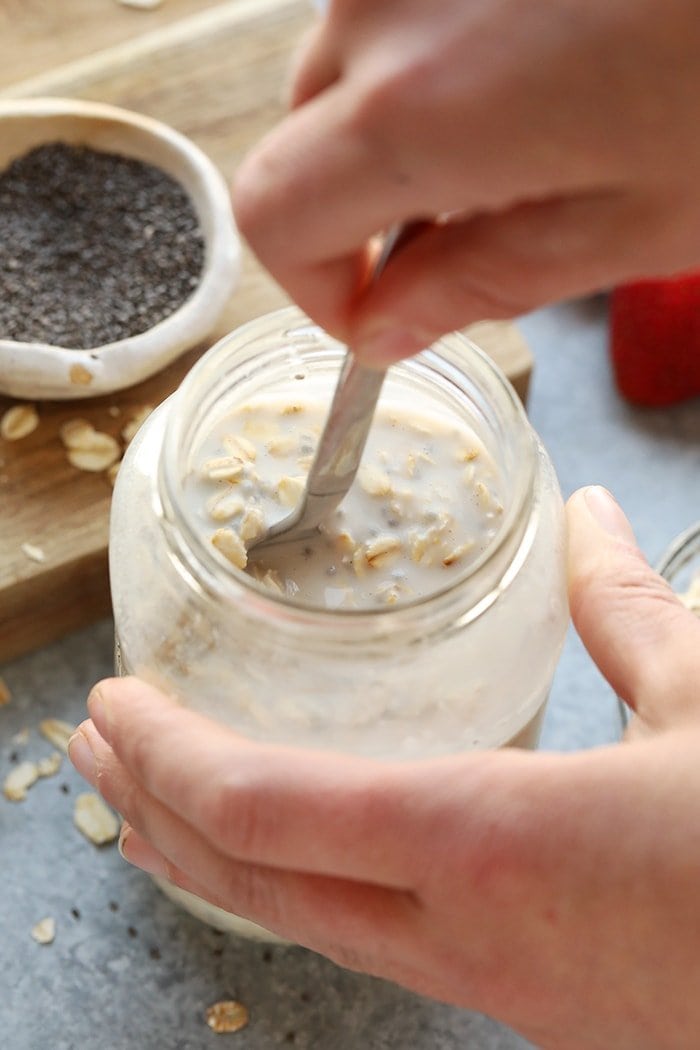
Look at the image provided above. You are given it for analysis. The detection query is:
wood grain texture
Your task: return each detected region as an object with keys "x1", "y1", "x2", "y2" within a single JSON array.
[
  {"x1": 0, "y1": 0, "x2": 533, "y2": 662},
  {"x1": 0, "y1": 0, "x2": 227, "y2": 91}
]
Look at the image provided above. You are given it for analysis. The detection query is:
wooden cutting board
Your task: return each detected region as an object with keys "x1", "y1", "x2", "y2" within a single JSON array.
[{"x1": 0, "y1": 0, "x2": 533, "y2": 663}]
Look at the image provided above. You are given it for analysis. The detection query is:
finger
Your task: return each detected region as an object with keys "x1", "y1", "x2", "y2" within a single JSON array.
[
  {"x1": 566, "y1": 486, "x2": 700, "y2": 730},
  {"x1": 119, "y1": 826, "x2": 425, "y2": 982},
  {"x1": 70, "y1": 722, "x2": 421, "y2": 972},
  {"x1": 232, "y1": 85, "x2": 425, "y2": 268},
  {"x1": 347, "y1": 191, "x2": 689, "y2": 366},
  {"x1": 235, "y1": 148, "x2": 686, "y2": 362},
  {"x1": 84, "y1": 676, "x2": 443, "y2": 887},
  {"x1": 287, "y1": 21, "x2": 341, "y2": 109},
  {"x1": 231, "y1": 81, "x2": 461, "y2": 339}
]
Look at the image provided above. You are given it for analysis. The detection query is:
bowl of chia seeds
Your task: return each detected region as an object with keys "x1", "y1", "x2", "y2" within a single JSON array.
[{"x1": 0, "y1": 97, "x2": 241, "y2": 399}]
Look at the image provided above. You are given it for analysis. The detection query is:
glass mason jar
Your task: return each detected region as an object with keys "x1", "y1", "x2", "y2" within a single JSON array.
[
  {"x1": 656, "y1": 519, "x2": 700, "y2": 599},
  {"x1": 110, "y1": 306, "x2": 569, "y2": 936},
  {"x1": 618, "y1": 519, "x2": 700, "y2": 734}
]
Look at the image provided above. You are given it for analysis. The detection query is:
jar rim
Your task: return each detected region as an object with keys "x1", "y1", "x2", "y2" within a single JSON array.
[
  {"x1": 656, "y1": 518, "x2": 700, "y2": 581},
  {"x1": 159, "y1": 306, "x2": 538, "y2": 634}
]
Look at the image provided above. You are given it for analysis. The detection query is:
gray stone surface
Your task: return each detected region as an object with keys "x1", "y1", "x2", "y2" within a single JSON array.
[
  {"x1": 2, "y1": 298, "x2": 699, "y2": 1049},
  {"x1": 523, "y1": 299, "x2": 700, "y2": 753}
]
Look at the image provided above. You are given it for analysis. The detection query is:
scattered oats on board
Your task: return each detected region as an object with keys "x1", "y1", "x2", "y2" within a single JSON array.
[
  {"x1": 21, "y1": 542, "x2": 46, "y2": 563},
  {"x1": 107, "y1": 460, "x2": 122, "y2": 487},
  {"x1": 0, "y1": 676, "x2": 11, "y2": 706},
  {"x1": 60, "y1": 417, "x2": 120, "y2": 471},
  {"x1": 31, "y1": 917, "x2": 56, "y2": 945},
  {"x1": 39, "y1": 718, "x2": 75, "y2": 753},
  {"x1": 205, "y1": 1000, "x2": 249, "y2": 1034},
  {"x1": 74, "y1": 792, "x2": 120, "y2": 845},
  {"x1": 1, "y1": 403, "x2": 39, "y2": 441},
  {"x1": 121, "y1": 404, "x2": 153, "y2": 445},
  {"x1": 116, "y1": 0, "x2": 165, "y2": 8},
  {"x1": 59, "y1": 418, "x2": 92, "y2": 446}
]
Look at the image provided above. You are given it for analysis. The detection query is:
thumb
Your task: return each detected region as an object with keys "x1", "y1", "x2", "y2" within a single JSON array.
[{"x1": 566, "y1": 486, "x2": 700, "y2": 732}]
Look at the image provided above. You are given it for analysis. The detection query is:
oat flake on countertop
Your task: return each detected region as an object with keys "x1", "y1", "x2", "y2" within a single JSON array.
[
  {"x1": 74, "y1": 792, "x2": 120, "y2": 845},
  {"x1": 205, "y1": 1000, "x2": 249, "y2": 1034},
  {"x1": 3, "y1": 750, "x2": 63, "y2": 801},
  {"x1": 36, "y1": 751, "x2": 62, "y2": 778},
  {"x1": 39, "y1": 718, "x2": 75, "y2": 754},
  {"x1": 31, "y1": 917, "x2": 56, "y2": 945},
  {"x1": 3, "y1": 760, "x2": 40, "y2": 801}
]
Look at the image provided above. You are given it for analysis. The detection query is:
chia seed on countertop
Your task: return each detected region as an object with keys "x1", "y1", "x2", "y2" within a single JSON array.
[{"x1": 0, "y1": 142, "x2": 205, "y2": 349}]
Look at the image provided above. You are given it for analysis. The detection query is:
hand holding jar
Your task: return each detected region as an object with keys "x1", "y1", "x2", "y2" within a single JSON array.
[
  {"x1": 231, "y1": 0, "x2": 700, "y2": 367},
  {"x1": 70, "y1": 486, "x2": 700, "y2": 1049}
]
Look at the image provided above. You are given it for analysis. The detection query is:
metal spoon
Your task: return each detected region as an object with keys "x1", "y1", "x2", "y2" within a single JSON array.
[{"x1": 250, "y1": 223, "x2": 408, "y2": 551}]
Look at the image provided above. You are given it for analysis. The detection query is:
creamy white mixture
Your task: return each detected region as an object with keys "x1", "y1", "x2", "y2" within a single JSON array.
[{"x1": 185, "y1": 397, "x2": 505, "y2": 610}]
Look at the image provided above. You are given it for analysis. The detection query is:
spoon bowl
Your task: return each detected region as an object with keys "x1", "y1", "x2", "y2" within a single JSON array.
[{"x1": 248, "y1": 223, "x2": 408, "y2": 551}]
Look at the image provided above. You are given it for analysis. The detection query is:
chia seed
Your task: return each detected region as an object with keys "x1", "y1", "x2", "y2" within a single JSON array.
[{"x1": 0, "y1": 142, "x2": 205, "y2": 348}]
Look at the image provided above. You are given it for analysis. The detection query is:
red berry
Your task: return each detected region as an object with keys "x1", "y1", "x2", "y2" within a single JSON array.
[{"x1": 609, "y1": 273, "x2": 700, "y2": 406}]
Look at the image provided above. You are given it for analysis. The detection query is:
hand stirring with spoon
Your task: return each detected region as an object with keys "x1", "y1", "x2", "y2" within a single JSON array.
[{"x1": 249, "y1": 223, "x2": 413, "y2": 552}]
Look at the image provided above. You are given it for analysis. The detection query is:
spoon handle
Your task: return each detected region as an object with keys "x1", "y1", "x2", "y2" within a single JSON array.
[
  {"x1": 293, "y1": 354, "x2": 386, "y2": 512},
  {"x1": 301, "y1": 221, "x2": 411, "y2": 498},
  {"x1": 255, "y1": 222, "x2": 412, "y2": 548}
]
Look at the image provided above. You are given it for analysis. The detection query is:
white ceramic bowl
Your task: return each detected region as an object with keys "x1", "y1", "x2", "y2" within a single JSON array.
[{"x1": 0, "y1": 97, "x2": 241, "y2": 400}]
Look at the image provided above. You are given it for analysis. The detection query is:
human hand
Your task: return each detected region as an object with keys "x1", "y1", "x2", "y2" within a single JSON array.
[
  {"x1": 232, "y1": 0, "x2": 700, "y2": 366},
  {"x1": 69, "y1": 486, "x2": 700, "y2": 1049}
]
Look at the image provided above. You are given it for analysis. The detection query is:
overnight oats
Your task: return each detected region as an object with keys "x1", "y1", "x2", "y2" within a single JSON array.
[
  {"x1": 109, "y1": 306, "x2": 569, "y2": 935},
  {"x1": 190, "y1": 398, "x2": 506, "y2": 611}
]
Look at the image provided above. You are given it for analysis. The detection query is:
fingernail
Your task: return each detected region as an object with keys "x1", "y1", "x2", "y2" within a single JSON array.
[
  {"x1": 68, "y1": 729, "x2": 97, "y2": 785},
  {"x1": 87, "y1": 685, "x2": 111, "y2": 743},
  {"x1": 584, "y1": 486, "x2": 636, "y2": 543},
  {"x1": 119, "y1": 825, "x2": 169, "y2": 880},
  {"x1": 117, "y1": 822, "x2": 130, "y2": 861},
  {"x1": 356, "y1": 324, "x2": 428, "y2": 366}
]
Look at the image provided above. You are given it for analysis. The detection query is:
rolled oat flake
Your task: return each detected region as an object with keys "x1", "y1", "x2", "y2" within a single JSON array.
[{"x1": 0, "y1": 142, "x2": 205, "y2": 348}]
